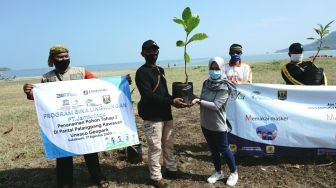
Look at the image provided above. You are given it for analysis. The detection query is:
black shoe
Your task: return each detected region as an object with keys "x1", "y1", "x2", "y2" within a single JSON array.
[
  {"x1": 165, "y1": 169, "x2": 184, "y2": 180},
  {"x1": 151, "y1": 178, "x2": 170, "y2": 188}
]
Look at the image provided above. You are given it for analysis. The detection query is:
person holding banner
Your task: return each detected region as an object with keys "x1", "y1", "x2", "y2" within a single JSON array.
[
  {"x1": 223, "y1": 44, "x2": 252, "y2": 84},
  {"x1": 135, "y1": 40, "x2": 187, "y2": 188},
  {"x1": 191, "y1": 57, "x2": 239, "y2": 187},
  {"x1": 23, "y1": 45, "x2": 118, "y2": 188},
  {"x1": 281, "y1": 42, "x2": 327, "y2": 85}
]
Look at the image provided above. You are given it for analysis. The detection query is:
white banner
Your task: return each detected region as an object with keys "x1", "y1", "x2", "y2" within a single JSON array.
[
  {"x1": 227, "y1": 84, "x2": 336, "y2": 150},
  {"x1": 33, "y1": 76, "x2": 139, "y2": 159}
]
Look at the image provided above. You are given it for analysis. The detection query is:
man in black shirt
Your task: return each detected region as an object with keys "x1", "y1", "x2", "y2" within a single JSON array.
[
  {"x1": 135, "y1": 40, "x2": 186, "y2": 188},
  {"x1": 281, "y1": 42, "x2": 327, "y2": 85}
]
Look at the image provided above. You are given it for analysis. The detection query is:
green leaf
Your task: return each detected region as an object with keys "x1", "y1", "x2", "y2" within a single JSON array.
[
  {"x1": 187, "y1": 33, "x2": 208, "y2": 44},
  {"x1": 323, "y1": 46, "x2": 331, "y2": 49},
  {"x1": 325, "y1": 39, "x2": 333, "y2": 43},
  {"x1": 185, "y1": 15, "x2": 200, "y2": 34},
  {"x1": 173, "y1": 18, "x2": 186, "y2": 31},
  {"x1": 176, "y1": 40, "x2": 185, "y2": 47},
  {"x1": 184, "y1": 52, "x2": 190, "y2": 63},
  {"x1": 322, "y1": 29, "x2": 330, "y2": 36},
  {"x1": 314, "y1": 28, "x2": 321, "y2": 35},
  {"x1": 307, "y1": 37, "x2": 315, "y2": 40},
  {"x1": 182, "y1": 7, "x2": 192, "y2": 21},
  {"x1": 173, "y1": 18, "x2": 184, "y2": 25},
  {"x1": 324, "y1": 20, "x2": 334, "y2": 30},
  {"x1": 318, "y1": 24, "x2": 324, "y2": 32}
]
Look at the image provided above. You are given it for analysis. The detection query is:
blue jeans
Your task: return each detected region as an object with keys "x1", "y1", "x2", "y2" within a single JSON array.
[{"x1": 201, "y1": 127, "x2": 237, "y2": 173}]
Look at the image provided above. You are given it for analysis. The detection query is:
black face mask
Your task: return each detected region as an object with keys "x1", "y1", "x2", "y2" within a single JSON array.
[
  {"x1": 54, "y1": 59, "x2": 70, "y2": 72},
  {"x1": 145, "y1": 54, "x2": 158, "y2": 65}
]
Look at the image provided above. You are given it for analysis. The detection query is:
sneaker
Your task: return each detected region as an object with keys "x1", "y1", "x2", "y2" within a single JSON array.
[
  {"x1": 165, "y1": 169, "x2": 184, "y2": 179},
  {"x1": 207, "y1": 171, "x2": 224, "y2": 183},
  {"x1": 151, "y1": 178, "x2": 170, "y2": 188},
  {"x1": 226, "y1": 172, "x2": 238, "y2": 186}
]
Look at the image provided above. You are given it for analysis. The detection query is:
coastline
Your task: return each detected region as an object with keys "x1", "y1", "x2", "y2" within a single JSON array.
[
  {"x1": 3, "y1": 49, "x2": 336, "y2": 79},
  {"x1": 1, "y1": 66, "x2": 187, "y2": 81},
  {"x1": 2, "y1": 56, "x2": 336, "y2": 83}
]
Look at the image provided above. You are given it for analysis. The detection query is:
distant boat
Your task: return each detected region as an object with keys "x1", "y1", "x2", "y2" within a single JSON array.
[{"x1": 309, "y1": 54, "x2": 333, "y2": 58}]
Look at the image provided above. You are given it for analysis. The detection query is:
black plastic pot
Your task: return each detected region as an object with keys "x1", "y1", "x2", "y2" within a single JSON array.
[
  {"x1": 172, "y1": 82, "x2": 194, "y2": 104},
  {"x1": 126, "y1": 144, "x2": 142, "y2": 164}
]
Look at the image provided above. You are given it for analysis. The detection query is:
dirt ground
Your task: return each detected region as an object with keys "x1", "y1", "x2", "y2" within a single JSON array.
[{"x1": 1, "y1": 106, "x2": 336, "y2": 188}]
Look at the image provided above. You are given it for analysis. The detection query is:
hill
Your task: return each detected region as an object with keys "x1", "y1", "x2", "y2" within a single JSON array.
[
  {"x1": 276, "y1": 31, "x2": 336, "y2": 53},
  {"x1": 0, "y1": 67, "x2": 11, "y2": 71}
]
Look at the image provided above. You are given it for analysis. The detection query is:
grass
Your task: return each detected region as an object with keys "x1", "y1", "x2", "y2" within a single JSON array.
[
  {"x1": 0, "y1": 58, "x2": 335, "y2": 187},
  {"x1": 251, "y1": 58, "x2": 336, "y2": 85}
]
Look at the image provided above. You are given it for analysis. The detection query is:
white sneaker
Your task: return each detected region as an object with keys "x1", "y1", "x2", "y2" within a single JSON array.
[
  {"x1": 207, "y1": 171, "x2": 224, "y2": 183},
  {"x1": 226, "y1": 172, "x2": 238, "y2": 186}
]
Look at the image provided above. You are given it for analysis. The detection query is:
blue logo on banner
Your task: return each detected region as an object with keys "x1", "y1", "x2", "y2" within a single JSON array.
[{"x1": 40, "y1": 129, "x2": 77, "y2": 159}]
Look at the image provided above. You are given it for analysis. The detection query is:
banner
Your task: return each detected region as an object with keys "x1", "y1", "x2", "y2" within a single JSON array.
[
  {"x1": 33, "y1": 76, "x2": 139, "y2": 159},
  {"x1": 227, "y1": 84, "x2": 336, "y2": 156}
]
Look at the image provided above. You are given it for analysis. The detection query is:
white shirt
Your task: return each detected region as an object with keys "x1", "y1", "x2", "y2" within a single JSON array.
[{"x1": 223, "y1": 63, "x2": 252, "y2": 83}]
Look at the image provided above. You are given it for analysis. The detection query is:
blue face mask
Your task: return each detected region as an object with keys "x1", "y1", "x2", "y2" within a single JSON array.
[
  {"x1": 209, "y1": 70, "x2": 222, "y2": 80},
  {"x1": 229, "y1": 53, "x2": 241, "y2": 64}
]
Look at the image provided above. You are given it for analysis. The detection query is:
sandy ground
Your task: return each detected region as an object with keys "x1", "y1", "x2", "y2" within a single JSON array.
[{"x1": 1, "y1": 106, "x2": 335, "y2": 188}]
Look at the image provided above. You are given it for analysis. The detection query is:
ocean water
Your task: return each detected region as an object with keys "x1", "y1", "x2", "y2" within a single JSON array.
[{"x1": 1, "y1": 50, "x2": 335, "y2": 78}]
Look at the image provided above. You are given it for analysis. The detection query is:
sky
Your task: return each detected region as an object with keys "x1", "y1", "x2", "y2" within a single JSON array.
[{"x1": 1, "y1": 0, "x2": 335, "y2": 70}]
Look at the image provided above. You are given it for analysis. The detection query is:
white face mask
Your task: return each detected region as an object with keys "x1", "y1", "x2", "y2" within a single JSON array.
[{"x1": 290, "y1": 54, "x2": 303, "y2": 62}]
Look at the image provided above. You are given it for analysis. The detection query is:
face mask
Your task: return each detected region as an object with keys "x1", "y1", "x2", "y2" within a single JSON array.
[
  {"x1": 209, "y1": 70, "x2": 222, "y2": 80},
  {"x1": 290, "y1": 54, "x2": 303, "y2": 62},
  {"x1": 229, "y1": 53, "x2": 241, "y2": 65},
  {"x1": 145, "y1": 54, "x2": 158, "y2": 65},
  {"x1": 54, "y1": 59, "x2": 70, "y2": 71}
]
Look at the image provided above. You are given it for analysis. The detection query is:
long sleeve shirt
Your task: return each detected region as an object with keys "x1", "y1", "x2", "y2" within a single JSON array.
[
  {"x1": 199, "y1": 81, "x2": 229, "y2": 132},
  {"x1": 135, "y1": 64, "x2": 173, "y2": 121}
]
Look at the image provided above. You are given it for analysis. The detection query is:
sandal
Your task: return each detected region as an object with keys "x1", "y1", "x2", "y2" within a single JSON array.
[{"x1": 97, "y1": 180, "x2": 109, "y2": 188}]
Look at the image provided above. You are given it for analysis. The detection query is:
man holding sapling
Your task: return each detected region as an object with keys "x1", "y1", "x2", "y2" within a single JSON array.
[
  {"x1": 135, "y1": 40, "x2": 187, "y2": 188},
  {"x1": 281, "y1": 42, "x2": 327, "y2": 85}
]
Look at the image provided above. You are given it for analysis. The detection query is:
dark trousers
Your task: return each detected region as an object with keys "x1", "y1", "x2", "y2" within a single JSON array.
[
  {"x1": 56, "y1": 153, "x2": 105, "y2": 187},
  {"x1": 201, "y1": 127, "x2": 237, "y2": 173}
]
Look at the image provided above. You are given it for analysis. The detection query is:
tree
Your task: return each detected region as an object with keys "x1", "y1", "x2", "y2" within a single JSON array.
[
  {"x1": 307, "y1": 20, "x2": 334, "y2": 62},
  {"x1": 173, "y1": 7, "x2": 208, "y2": 83}
]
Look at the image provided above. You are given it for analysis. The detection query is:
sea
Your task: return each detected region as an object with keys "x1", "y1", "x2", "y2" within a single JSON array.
[{"x1": 1, "y1": 50, "x2": 336, "y2": 79}]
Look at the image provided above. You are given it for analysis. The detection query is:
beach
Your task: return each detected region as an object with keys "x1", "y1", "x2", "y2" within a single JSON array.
[{"x1": 0, "y1": 58, "x2": 335, "y2": 187}]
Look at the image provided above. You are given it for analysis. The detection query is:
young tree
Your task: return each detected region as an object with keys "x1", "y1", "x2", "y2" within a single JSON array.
[
  {"x1": 307, "y1": 20, "x2": 334, "y2": 62},
  {"x1": 173, "y1": 7, "x2": 208, "y2": 83}
]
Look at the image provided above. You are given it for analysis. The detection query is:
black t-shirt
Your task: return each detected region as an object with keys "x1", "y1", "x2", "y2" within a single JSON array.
[{"x1": 135, "y1": 64, "x2": 173, "y2": 121}]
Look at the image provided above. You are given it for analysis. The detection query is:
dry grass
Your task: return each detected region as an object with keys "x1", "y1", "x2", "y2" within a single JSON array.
[{"x1": 251, "y1": 58, "x2": 336, "y2": 85}]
